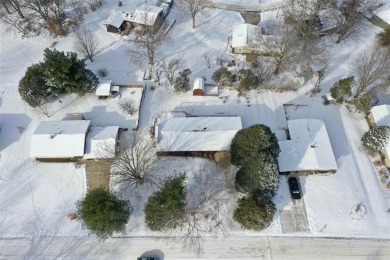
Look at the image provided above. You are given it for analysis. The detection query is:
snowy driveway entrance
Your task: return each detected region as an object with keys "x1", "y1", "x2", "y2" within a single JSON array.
[{"x1": 280, "y1": 199, "x2": 310, "y2": 233}]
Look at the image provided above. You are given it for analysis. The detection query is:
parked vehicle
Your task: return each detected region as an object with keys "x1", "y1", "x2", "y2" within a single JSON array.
[
  {"x1": 137, "y1": 258, "x2": 158, "y2": 260},
  {"x1": 288, "y1": 177, "x2": 301, "y2": 200}
]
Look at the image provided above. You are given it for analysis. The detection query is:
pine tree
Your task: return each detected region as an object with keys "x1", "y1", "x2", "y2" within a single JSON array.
[
  {"x1": 42, "y1": 48, "x2": 98, "y2": 95},
  {"x1": 144, "y1": 174, "x2": 186, "y2": 231},
  {"x1": 18, "y1": 63, "x2": 50, "y2": 107},
  {"x1": 377, "y1": 27, "x2": 390, "y2": 47},
  {"x1": 330, "y1": 76, "x2": 354, "y2": 103},
  {"x1": 361, "y1": 126, "x2": 390, "y2": 154},
  {"x1": 230, "y1": 124, "x2": 280, "y2": 167},
  {"x1": 233, "y1": 196, "x2": 275, "y2": 230},
  {"x1": 235, "y1": 153, "x2": 280, "y2": 198},
  {"x1": 76, "y1": 188, "x2": 131, "y2": 239},
  {"x1": 347, "y1": 92, "x2": 373, "y2": 115},
  {"x1": 174, "y1": 69, "x2": 192, "y2": 93},
  {"x1": 238, "y1": 69, "x2": 259, "y2": 91},
  {"x1": 212, "y1": 67, "x2": 233, "y2": 86}
]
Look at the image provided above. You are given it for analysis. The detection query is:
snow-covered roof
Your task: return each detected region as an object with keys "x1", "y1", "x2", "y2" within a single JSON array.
[
  {"x1": 128, "y1": 4, "x2": 163, "y2": 26},
  {"x1": 95, "y1": 80, "x2": 112, "y2": 96},
  {"x1": 193, "y1": 78, "x2": 205, "y2": 91},
  {"x1": 232, "y1": 23, "x2": 261, "y2": 48},
  {"x1": 370, "y1": 104, "x2": 390, "y2": 156},
  {"x1": 30, "y1": 120, "x2": 90, "y2": 158},
  {"x1": 278, "y1": 119, "x2": 337, "y2": 172},
  {"x1": 84, "y1": 126, "x2": 119, "y2": 159},
  {"x1": 104, "y1": 11, "x2": 126, "y2": 28},
  {"x1": 157, "y1": 116, "x2": 242, "y2": 152}
]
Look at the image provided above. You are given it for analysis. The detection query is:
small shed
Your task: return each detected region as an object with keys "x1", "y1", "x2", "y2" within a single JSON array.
[
  {"x1": 95, "y1": 80, "x2": 112, "y2": 97},
  {"x1": 104, "y1": 11, "x2": 131, "y2": 34},
  {"x1": 193, "y1": 78, "x2": 205, "y2": 96}
]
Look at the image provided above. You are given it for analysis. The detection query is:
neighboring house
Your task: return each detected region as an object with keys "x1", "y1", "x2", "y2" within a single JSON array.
[
  {"x1": 231, "y1": 23, "x2": 280, "y2": 61},
  {"x1": 192, "y1": 77, "x2": 205, "y2": 96},
  {"x1": 104, "y1": 11, "x2": 132, "y2": 34},
  {"x1": 367, "y1": 104, "x2": 390, "y2": 167},
  {"x1": 84, "y1": 126, "x2": 120, "y2": 159},
  {"x1": 278, "y1": 119, "x2": 338, "y2": 174},
  {"x1": 104, "y1": 4, "x2": 165, "y2": 34},
  {"x1": 30, "y1": 120, "x2": 91, "y2": 159},
  {"x1": 154, "y1": 114, "x2": 242, "y2": 158},
  {"x1": 128, "y1": 4, "x2": 164, "y2": 33}
]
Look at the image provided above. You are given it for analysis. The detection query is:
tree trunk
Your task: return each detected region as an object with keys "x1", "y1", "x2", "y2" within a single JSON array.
[
  {"x1": 192, "y1": 15, "x2": 196, "y2": 29},
  {"x1": 2, "y1": 3, "x2": 12, "y2": 14}
]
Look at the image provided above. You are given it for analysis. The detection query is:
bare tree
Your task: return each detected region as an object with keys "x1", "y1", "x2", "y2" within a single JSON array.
[
  {"x1": 160, "y1": 58, "x2": 184, "y2": 86},
  {"x1": 251, "y1": 58, "x2": 273, "y2": 84},
  {"x1": 2, "y1": 0, "x2": 24, "y2": 18},
  {"x1": 35, "y1": 102, "x2": 53, "y2": 118},
  {"x1": 165, "y1": 169, "x2": 232, "y2": 254},
  {"x1": 332, "y1": 0, "x2": 376, "y2": 44},
  {"x1": 118, "y1": 98, "x2": 138, "y2": 115},
  {"x1": 127, "y1": 10, "x2": 170, "y2": 79},
  {"x1": 74, "y1": 27, "x2": 98, "y2": 62},
  {"x1": 255, "y1": 23, "x2": 299, "y2": 75},
  {"x1": 111, "y1": 133, "x2": 159, "y2": 192},
  {"x1": 179, "y1": 0, "x2": 209, "y2": 29},
  {"x1": 283, "y1": 0, "x2": 334, "y2": 40},
  {"x1": 70, "y1": 0, "x2": 88, "y2": 22},
  {"x1": 353, "y1": 46, "x2": 390, "y2": 98}
]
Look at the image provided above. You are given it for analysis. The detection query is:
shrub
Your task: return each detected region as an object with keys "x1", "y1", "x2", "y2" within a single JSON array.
[
  {"x1": 230, "y1": 124, "x2": 280, "y2": 167},
  {"x1": 377, "y1": 27, "x2": 390, "y2": 47},
  {"x1": 98, "y1": 67, "x2": 109, "y2": 78},
  {"x1": 212, "y1": 67, "x2": 233, "y2": 86},
  {"x1": 233, "y1": 196, "x2": 275, "y2": 230},
  {"x1": 361, "y1": 126, "x2": 390, "y2": 155},
  {"x1": 76, "y1": 188, "x2": 131, "y2": 239},
  {"x1": 118, "y1": 98, "x2": 138, "y2": 115},
  {"x1": 174, "y1": 69, "x2": 192, "y2": 93},
  {"x1": 235, "y1": 153, "x2": 280, "y2": 198},
  {"x1": 330, "y1": 76, "x2": 354, "y2": 103},
  {"x1": 144, "y1": 174, "x2": 186, "y2": 231},
  {"x1": 238, "y1": 69, "x2": 259, "y2": 90}
]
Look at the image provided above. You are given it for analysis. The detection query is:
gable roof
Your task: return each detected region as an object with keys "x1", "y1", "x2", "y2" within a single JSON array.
[
  {"x1": 128, "y1": 4, "x2": 163, "y2": 26},
  {"x1": 156, "y1": 116, "x2": 242, "y2": 152},
  {"x1": 30, "y1": 120, "x2": 90, "y2": 158},
  {"x1": 232, "y1": 23, "x2": 261, "y2": 48},
  {"x1": 104, "y1": 11, "x2": 126, "y2": 28},
  {"x1": 370, "y1": 104, "x2": 390, "y2": 156},
  {"x1": 278, "y1": 119, "x2": 337, "y2": 172}
]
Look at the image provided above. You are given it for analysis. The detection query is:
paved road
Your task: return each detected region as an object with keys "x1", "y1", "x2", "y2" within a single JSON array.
[
  {"x1": 0, "y1": 236, "x2": 388, "y2": 259},
  {"x1": 205, "y1": 0, "x2": 285, "y2": 12}
]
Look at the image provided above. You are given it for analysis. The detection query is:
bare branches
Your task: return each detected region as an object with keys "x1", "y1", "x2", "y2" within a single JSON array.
[
  {"x1": 353, "y1": 46, "x2": 390, "y2": 97},
  {"x1": 118, "y1": 98, "x2": 138, "y2": 115},
  {"x1": 179, "y1": 0, "x2": 209, "y2": 29},
  {"x1": 74, "y1": 27, "x2": 98, "y2": 62},
  {"x1": 160, "y1": 58, "x2": 184, "y2": 86},
  {"x1": 111, "y1": 133, "x2": 159, "y2": 192}
]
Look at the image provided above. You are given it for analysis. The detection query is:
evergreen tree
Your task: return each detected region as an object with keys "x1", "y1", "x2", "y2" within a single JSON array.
[
  {"x1": 18, "y1": 63, "x2": 50, "y2": 107},
  {"x1": 235, "y1": 153, "x2": 279, "y2": 198},
  {"x1": 233, "y1": 196, "x2": 275, "y2": 230},
  {"x1": 230, "y1": 124, "x2": 280, "y2": 167},
  {"x1": 347, "y1": 92, "x2": 373, "y2": 115},
  {"x1": 330, "y1": 76, "x2": 354, "y2": 103},
  {"x1": 144, "y1": 174, "x2": 186, "y2": 231},
  {"x1": 76, "y1": 188, "x2": 131, "y2": 239},
  {"x1": 238, "y1": 69, "x2": 259, "y2": 90},
  {"x1": 377, "y1": 27, "x2": 390, "y2": 47},
  {"x1": 42, "y1": 48, "x2": 98, "y2": 95},
  {"x1": 361, "y1": 126, "x2": 390, "y2": 154},
  {"x1": 174, "y1": 69, "x2": 192, "y2": 93},
  {"x1": 212, "y1": 67, "x2": 233, "y2": 86}
]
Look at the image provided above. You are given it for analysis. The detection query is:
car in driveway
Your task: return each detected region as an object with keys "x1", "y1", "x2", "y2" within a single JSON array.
[
  {"x1": 137, "y1": 258, "x2": 158, "y2": 260},
  {"x1": 288, "y1": 177, "x2": 301, "y2": 200}
]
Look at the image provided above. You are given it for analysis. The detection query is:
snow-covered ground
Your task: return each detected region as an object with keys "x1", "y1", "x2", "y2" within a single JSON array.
[{"x1": 0, "y1": 0, "x2": 390, "y2": 242}]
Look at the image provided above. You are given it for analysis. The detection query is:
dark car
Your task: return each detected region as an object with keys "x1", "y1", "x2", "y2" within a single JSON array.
[
  {"x1": 137, "y1": 258, "x2": 157, "y2": 260},
  {"x1": 288, "y1": 177, "x2": 301, "y2": 200}
]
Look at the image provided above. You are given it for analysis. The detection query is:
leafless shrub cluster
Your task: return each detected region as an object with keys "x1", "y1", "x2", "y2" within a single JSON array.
[
  {"x1": 118, "y1": 98, "x2": 139, "y2": 115},
  {"x1": 160, "y1": 58, "x2": 185, "y2": 87}
]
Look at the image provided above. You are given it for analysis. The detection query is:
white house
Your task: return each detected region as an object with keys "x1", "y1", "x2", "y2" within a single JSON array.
[
  {"x1": 30, "y1": 120, "x2": 91, "y2": 159},
  {"x1": 368, "y1": 104, "x2": 390, "y2": 166},
  {"x1": 155, "y1": 116, "x2": 242, "y2": 156},
  {"x1": 278, "y1": 119, "x2": 337, "y2": 173},
  {"x1": 84, "y1": 126, "x2": 119, "y2": 159},
  {"x1": 232, "y1": 23, "x2": 262, "y2": 54}
]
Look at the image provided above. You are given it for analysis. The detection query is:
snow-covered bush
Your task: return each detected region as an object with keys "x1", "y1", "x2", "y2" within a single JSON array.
[
  {"x1": 361, "y1": 126, "x2": 390, "y2": 155},
  {"x1": 174, "y1": 69, "x2": 192, "y2": 93}
]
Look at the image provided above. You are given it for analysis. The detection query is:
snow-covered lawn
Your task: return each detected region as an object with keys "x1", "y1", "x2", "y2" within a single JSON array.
[{"x1": 0, "y1": 0, "x2": 389, "y2": 240}]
